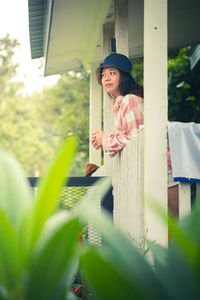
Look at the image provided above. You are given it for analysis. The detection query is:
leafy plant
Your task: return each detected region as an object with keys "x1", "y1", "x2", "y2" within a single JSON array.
[
  {"x1": 0, "y1": 136, "x2": 200, "y2": 300},
  {"x1": 0, "y1": 137, "x2": 81, "y2": 299},
  {"x1": 78, "y1": 195, "x2": 200, "y2": 300}
]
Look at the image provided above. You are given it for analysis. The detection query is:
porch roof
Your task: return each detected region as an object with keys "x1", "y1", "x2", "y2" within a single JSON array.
[
  {"x1": 28, "y1": 0, "x2": 45, "y2": 59},
  {"x1": 28, "y1": 0, "x2": 200, "y2": 76},
  {"x1": 28, "y1": 0, "x2": 112, "y2": 75}
]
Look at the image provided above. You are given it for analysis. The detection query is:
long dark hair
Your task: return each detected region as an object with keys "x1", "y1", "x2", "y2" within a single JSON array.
[{"x1": 118, "y1": 70, "x2": 143, "y2": 98}]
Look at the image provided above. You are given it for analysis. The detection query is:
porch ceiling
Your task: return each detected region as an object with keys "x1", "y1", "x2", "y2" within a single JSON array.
[
  {"x1": 28, "y1": 0, "x2": 200, "y2": 76},
  {"x1": 129, "y1": 0, "x2": 200, "y2": 57},
  {"x1": 28, "y1": 0, "x2": 111, "y2": 76}
]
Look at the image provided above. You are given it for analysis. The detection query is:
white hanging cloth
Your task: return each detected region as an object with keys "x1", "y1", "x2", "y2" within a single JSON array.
[{"x1": 168, "y1": 122, "x2": 200, "y2": 182}]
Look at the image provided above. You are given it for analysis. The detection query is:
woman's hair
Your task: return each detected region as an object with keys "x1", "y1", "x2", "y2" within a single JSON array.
[{"x1": 118, "y1": 70, "x2": 143, "y2": 98}]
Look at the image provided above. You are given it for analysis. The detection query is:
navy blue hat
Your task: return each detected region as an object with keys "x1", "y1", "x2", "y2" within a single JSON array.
[{"x1": 96, "y1": 53, "x2": 132, "y2": 85}]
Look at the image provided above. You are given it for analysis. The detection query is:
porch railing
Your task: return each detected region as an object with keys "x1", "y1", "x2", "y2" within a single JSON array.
[
  {"x1": 92, "y1": 129, "x2": 195, "y2": 245},
  {"x1": 28, "y1": 176, "x2": 113, "y2": 244},
  {"x1": 28, "y1": 176, "x2": 113, "y2": 214}
]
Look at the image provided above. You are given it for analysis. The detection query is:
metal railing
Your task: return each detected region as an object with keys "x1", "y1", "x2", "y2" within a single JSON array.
[
  {"x1": 28, "y1": 176, "x2": 113, "y2": 215},
  {"x1": 28, "y1": 176, "x2": 113, "y2": 244}
]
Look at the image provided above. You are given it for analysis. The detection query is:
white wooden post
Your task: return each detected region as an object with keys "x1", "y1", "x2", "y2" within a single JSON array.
[
  {"x1": 144, "y1": 0, "x2": 168, "y2": 246},
  {"x1": 103, "y1": 22, "x2": 115, "y2": 175},
  {"x1": 89, "y1": 62, "x2": 102, "y2": 166},
  {"x1": 178, "y1": 182, "x2": 191, "y2": 218},
  {"x1": 115, "y1": 0, "x2": 129, "y2": 56},
  {"x1": 113, "y1": 0, "x2": 133, "y2": 231}
]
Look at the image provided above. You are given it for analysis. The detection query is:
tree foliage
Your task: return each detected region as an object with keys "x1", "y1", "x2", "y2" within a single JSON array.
[
  {"x1": 131, "y1": 56, "x2": 143, "y2": 86},
  {"x1": 0, "y1": 72, "x2": 89, "y2": 176},
  {"x1": 131, "y1": 46, "x2": 200, "y2": 122},
  {"x1": 0, "y1": 34, "x2": 23, "y2": 106},
  {"x1": 0, "y1": 34, "x2": 59, "y2": 176},
  {"x1": 30, "y1": 72, "x2": 90, "y2": 176},
  {"x1": 168, "y1": 46, "x2": 200, "y2": 122},
  {"x1": 0, "y1": 34, "x2": 89, "y2": 176}
]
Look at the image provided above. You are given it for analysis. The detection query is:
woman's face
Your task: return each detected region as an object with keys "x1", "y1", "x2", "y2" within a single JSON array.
[{"x1": 101, "y1": 67, "x2": 121, "y2": 97}]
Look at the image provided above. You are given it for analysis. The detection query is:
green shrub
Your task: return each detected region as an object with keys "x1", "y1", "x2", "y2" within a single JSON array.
[
  {"x1": 0, "y1": 137, "x2": 200, "y2": 300},
  {"x1": 0, "y1": 138, "x2": 81, "y2": 299}
]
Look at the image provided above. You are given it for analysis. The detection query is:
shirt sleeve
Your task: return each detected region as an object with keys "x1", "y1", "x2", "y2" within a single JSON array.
[{"x1": 102, "y1": 94, "x2": 144, "y2": 158}]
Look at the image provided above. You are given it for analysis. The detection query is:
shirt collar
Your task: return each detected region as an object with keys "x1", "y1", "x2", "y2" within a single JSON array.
[{"x1": 113, "y1": 95, "x2": 123, "y2": 112}]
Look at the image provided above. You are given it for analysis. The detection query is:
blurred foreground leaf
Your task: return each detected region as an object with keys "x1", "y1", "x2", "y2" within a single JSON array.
[
  {"x1": 30, "y1": 137, "x2": 77, "y2": 249},
  {"x1": 0, "y1": 150, "x2": 31, "y2": 228},
  {"x1": 26, "y1": 214, "x2": 81, "y2": 300}
]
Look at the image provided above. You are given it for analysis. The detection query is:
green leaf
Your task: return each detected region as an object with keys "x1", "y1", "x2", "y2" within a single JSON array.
[
  {"x1": 26, "y1": 214, "x2": 81, "y2": 300},
  {"x1": 29, "y1": 137, "x2": 77, "y2": 249},
  {"x1": 147, "y1": 241, "x2": 168, "y2": 268},
  {"x1": 153, "y1": 244, "x2": 198, "y2": 300},
  {"x1": 147, "y1": 197, "x2": 199, "y2": 268},
  {"x1": 146, "y1": 242, "x2": 195, "y2": 299},
  {"x1": 81, "y1": 248, "x2": 152, "y2": 300},
  {"x1": 0, "y1": 209, "x2": 19, "y2": 291},
  {"x1": 168, "y1": 214, "x2": 199, "y2": 267},
  {"x1": 66, "y1": 291, "x2": 79, "y2": 300},
  {"x1": 0, "y1": 284, "x2": 9, "y2": 300},
  {"x1": 180, "y1": 198, "x2": 200, "y2": 246},
  {"x1": 187, "y1": 96, "x2": 196, "y2": 101},
  {"x1": 0, "y1": 149, "x2": 31, "y2": 228}
]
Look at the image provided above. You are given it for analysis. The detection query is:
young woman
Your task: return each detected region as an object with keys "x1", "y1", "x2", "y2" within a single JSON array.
[{"x1": 91, "y1": 53, "x2": 144, "y2": 157}]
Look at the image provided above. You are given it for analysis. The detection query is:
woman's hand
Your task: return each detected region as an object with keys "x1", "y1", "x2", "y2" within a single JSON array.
[{"x1": 91, "y1": 130, "x2": 104, "y2": 150}]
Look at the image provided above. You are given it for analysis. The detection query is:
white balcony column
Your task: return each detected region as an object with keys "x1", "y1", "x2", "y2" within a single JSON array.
[
  {"x1": 89, "y1": 62, "x2": 102, "y2": 166},
  {"x1": 115, "y1": 0, "x2": 129, "y2": 56},
  {"x1": 103, "y1": 22, "x2": 115, "y2": 174},
  {"x1": 144, "y1": 0, "x2": 168, "y2": 246}
]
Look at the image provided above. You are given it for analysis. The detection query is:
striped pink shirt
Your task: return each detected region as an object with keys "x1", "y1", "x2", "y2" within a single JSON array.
[{"x1": 102, "y1": 94, "x2": 144, "y2": 157}]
